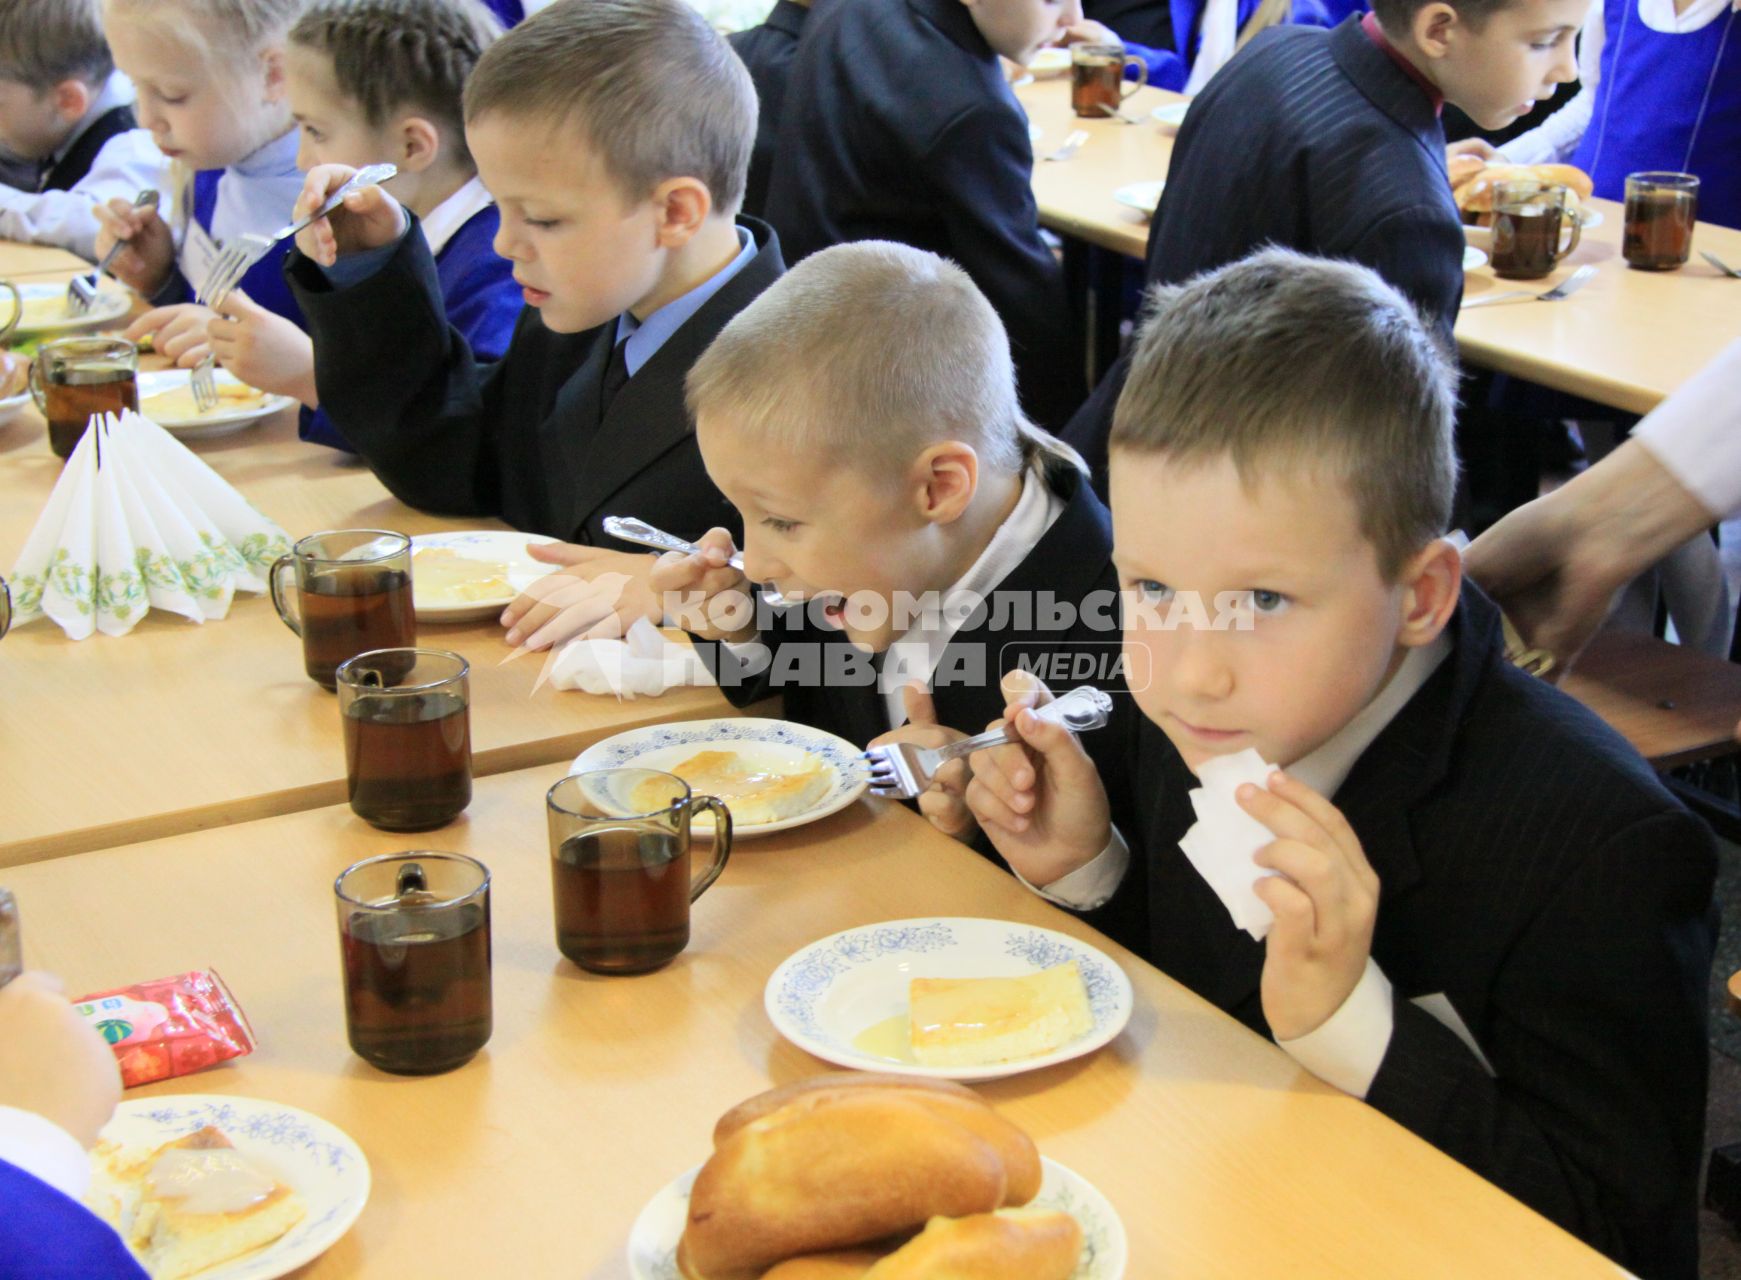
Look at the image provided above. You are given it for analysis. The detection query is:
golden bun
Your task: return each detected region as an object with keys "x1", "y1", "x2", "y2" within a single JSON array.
[
  {"x1": 1447, "y1": 154, "x2": 1487, "y2": 191},
  {"x1": 712, "y1": 1073, "x2": 980, "y2": 1148},
  {"x1": 863, "y1": 1209, "x2": 1084, "y2": 1280},
  {"x1": 758, "y1": 1250, "x2": 887, "y2": 1279},
  {"x1": 1456, "y1": 163, "x2": 1594, "y2": 221}
]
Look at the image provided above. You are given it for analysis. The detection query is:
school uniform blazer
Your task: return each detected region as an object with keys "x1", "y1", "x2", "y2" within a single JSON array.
[
  {"x1": 285, "y1": 216, "x2": 786, "y2": 548},
  {"x1": 1061, "y1": 15, "x2": 1467, "y2": 491},
  {"x1": 38, "y1": 105, "x2": 136, "y2": 194},
  {"x1": 1112, "y1": 585, "x2": 1715, "y2": 1280},
  {"x1": 0, "y1": 1158, "x2": 148, "y2": 1279},
  {"x1": 763, "y1": 0, "x2": 1082, "y2": 429},
  {"x1": 728, "y1": 0, "x2": 810, "y2": 220}
]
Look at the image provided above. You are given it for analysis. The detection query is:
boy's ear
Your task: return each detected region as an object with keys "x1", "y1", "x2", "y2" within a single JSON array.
[
  {"x1": 649, "y1": 176, "x2": 713, "y2": 249},
  {"x1": 1410, "y1": 2, "x2": 1460, "y2": 58},
  {"x1": 394, "y1": 115, "x2": 441, "y2": 174},
  {"x1": 910, "y1": 440, "x2": 980, "y2": 526},
  {"x1": 260, "y1": 45, "x2": 288, "y2": 104},
  {"x1": 51, "y1": 78, "x2": 93, "y2": 123},
  {"x1": 1396, "y1": 537, "x2": 1462, "y2": 649}
]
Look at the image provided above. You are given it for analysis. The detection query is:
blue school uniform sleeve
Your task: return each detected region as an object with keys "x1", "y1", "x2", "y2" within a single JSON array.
[
  {"x1": 0, "y1": 1158, "x2": 149, "y2": 1279},
  {"x1": 1122, "y1": 40, "x2": 1189, "y2": 91}
]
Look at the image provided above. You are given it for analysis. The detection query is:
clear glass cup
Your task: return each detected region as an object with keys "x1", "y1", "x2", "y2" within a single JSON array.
[
  {"x1": 1071, "y1": 42, "x2": 1147, "y2": 118},
  {"x1": 1490, "y1": 180, "x2": 1582, "y2": 280},
  {"x1": 335, "y1": 648, "x2": 472, "y2": 831},
  {"x1": 269, "y1": 529, "x2": 415, "y2": 690},
  {"x1": 335, "y1": 851, "x2": 491, "y2": 1075},
  {"x1": 1624, "y1": 171, "x2": 1700, "y2": 270},
  {"x1": 28, "y1": 336, "x2": 138, "y2": 460}
]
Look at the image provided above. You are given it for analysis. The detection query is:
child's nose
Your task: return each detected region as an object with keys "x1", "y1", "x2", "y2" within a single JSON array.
[
  {"x1": 492, "y1": 222, "x2": 529, "y2": 263},
  {"x1": 738, "y1": 537, "x2": 786, "y2": 587},
  {"x1": 1170, "y1": 628, "x2": 1235, "y2": 701},
  {"x1": 1549, "y1": 38, "x2": 1578, "y2": 83}
]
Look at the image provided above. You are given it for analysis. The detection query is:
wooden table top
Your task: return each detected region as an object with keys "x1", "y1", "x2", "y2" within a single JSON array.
[
  {"x1": 0, "y1": 765, "x2": 1621, "y2": 1278},
  {"x1": 0, "y1": 243, "x2": 95, "y2": 279},
  {"x1": 1015, "y1": 75, "x2": 1741, "y2": 414},
  {"x1": 0, "y1": 314, "x2": 749, "y2": 866},
  {"x1": 1560, "y1": 629, "x2": 1741, "y2": 770}
]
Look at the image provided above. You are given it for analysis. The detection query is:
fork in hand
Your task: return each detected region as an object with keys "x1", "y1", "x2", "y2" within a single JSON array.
[
  {"x1": 861, "y1": 685, "x2": 1115, "y2": 800},
  {"x1": 69, "y1": 187, "x2": 157, "y2": 315},
  {"x1": 190, "y1": 162, "x2": 399, "y2": 411}
]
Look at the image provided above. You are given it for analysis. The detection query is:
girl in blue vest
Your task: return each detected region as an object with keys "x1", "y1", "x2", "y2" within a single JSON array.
[
  {"x1": 93, "y1": 0, "x2": 307, "y2": 368},
  {"x1": 205, "y1": 0, "x2": 523, "y2": 451},
  {"x1": 1075, "y1": 0, "x2": 1335, "y2": 94}
]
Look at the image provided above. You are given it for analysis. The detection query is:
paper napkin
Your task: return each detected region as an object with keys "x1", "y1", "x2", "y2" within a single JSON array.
[
  {"x1": 542, "y1": 617, "x2": 714, "y2": 697},
  {"x1": 1178, "y1": 747, "x2": 1282, "y2": 941},
  {"x1": 8, "y1": 411, "x2": 291, "y2": 639}
]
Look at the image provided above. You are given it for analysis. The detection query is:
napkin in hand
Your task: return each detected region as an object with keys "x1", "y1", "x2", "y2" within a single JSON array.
[
  {"x1": 8, "y1": 411, "x2": 291, "y2": 640},
  {"x1": 541, "y1": 616, "x2": 714, "y2": 697},
  {"x1": 1177, "y1": 747, "x2": 1281, "y2": 941}
]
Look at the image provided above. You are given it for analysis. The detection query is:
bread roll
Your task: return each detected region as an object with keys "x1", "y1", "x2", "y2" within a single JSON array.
[
  {"x1": 1456, "y1": 163, "x2": 1594, "y2": 219},
  {"x1": 1447, "y1": 154, "x2": 1486, "y2": 192},
  {"x1": 713, "y1": 1073, "x2": 980, "y2": 1147},
  {"x1": 758, "y1": 1250, "x2": 886, "y2": 1279},
  {"x1": 863, "y1": 1209, "x2": 1084, "y2": 1280},
  {"x1": 682, "y1": 1093, "x2": 1008, "y2": 1275}
]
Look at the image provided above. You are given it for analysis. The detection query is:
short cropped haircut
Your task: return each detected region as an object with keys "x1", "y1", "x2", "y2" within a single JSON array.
[
  {"x1": 1111, "y1": 249, "x2": 1458, "y2": 577},
  {"x1": 290, "y1": 0, "x2": 500, "y2": 170},
  {"x1": 103, "y1": 0, "x2": 308, "y2": 68},
  {"x1": 0, "y1": 0, "x2": 113, "y2": 89},
  {"x1": 1370, "y1": 0, "x2": 1517, "y2": 30},
  {"x1": 463, "y1": 0, "x2": 755, "y2": 214},
  {"x1": 686, "y1": 241, "x2": 1085, "y2": 481}
]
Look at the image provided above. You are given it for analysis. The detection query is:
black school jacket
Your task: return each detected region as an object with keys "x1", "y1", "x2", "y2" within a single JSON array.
[
  {"x1": 1063, "y1": 15, "x2": 1467, "y2": 490},
  {"x1": 728, "y1": 0, "x2": 810, "y2": 220},
  {"x1": 1112, "y1": 585, "x2": 1715, "y2": 1280},
  {"x1": 763, "y1": 0, "x2": 1083, "y2": 429},
  {"x1": 286, "y1": 217, "x2": 786, "y2": 548},
  {"x1": 39, "y1": 105, "x2": 136, "y2": 193}
]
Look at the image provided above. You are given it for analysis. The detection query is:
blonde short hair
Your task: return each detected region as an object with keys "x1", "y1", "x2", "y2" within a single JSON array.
[
  {"x1": 1111, "y1": 248, "x2": 1458, "y2": 577},
  {"x1": 464, "y1": 0, "x2": 754, "y2": 213},
  {"x1": 102, "y1": 0, "x2": 306, "y2": 66},
  {"x1": 0, "y1": 0, "x2": 112, "y2": 89},
  {"x1": 687, "y1": 241, "x2": 1085, "y2": 481}
]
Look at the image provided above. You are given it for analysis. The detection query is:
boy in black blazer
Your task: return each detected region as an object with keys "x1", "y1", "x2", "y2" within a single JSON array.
[
  {"x1": 763, "y1": 0, "x2": 1085, "y2": 430},
  {"x1": 1063, "y1": 0, "x2": 1587, "y2": 487},
  {"x1": 286, "y1": 0, "x2": 782, "y2": 558},
  {"x1": 727, "y1": 0, "x2": 810, "y2": 220},
  {"x1": 969, "y1": 251, "x2": 1716, "y2": 1280},
  {"x1": 650, "y1": 242, "x2": 1138, "y2": 886}
]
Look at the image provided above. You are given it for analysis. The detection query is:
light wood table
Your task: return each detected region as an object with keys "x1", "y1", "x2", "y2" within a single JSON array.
[
  {"x1": 1016, "y1": 75, "x2": 1741, "y2": 413},
  {"x1": 3, "y1": 768, "x2": 1621, "y2": 1278},
  {"x1": 0, "y1": 398, "x2": 752, "y2": 866},
  {"x1": 0, "y1": 242, "x2": 94, "y2": 278}
]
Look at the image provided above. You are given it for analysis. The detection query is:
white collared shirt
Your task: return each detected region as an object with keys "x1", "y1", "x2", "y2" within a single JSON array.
[
  {"x1": 879, "y1": 465, "x2": 1065, "y2": 730},
  {"x1": 416, "y1": 175, "x2": 494, "y2": 258}
]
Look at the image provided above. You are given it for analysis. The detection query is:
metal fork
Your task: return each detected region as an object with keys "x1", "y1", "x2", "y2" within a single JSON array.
[
  {"x1": 1462, "y1": 264, "x2": 1597, "y2": 309},
  {"x1": 861, "y1": 685, "x2": 1114, "y2": 799},
  {"x1": 69, "y1": 187, "x2": 157, "y2": 314},
  {"x1": 1702, "y1": 250, "x2": 1741, "y2": 279},
  {"x1": 1043, "y1": 130, "x2": 1089, "y2": 162}
]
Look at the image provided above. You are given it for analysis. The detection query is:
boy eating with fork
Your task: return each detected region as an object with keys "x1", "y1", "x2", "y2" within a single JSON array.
[
  {"x1": 285, "y1": 0, "x2": 780, "y2": 553},
  {"x1": 968, "y1": 249, "x2": 1716, "y2": 1278}
]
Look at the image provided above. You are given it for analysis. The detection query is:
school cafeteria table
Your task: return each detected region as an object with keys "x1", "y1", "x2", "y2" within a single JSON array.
[
  {"x1": 0, "y1": 381, "x2": 752, "y2": 867},
  {"x1": 1017, "y1": 75, "x2": 1741, "y2": 414},
  {"x1": 3, "y1": 766, "x2": 1624, "y2": 1278}
]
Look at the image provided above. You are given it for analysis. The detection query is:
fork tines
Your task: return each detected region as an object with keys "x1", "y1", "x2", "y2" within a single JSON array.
[
  {"x1": 66, "y1": 272, "x2": 101, "y2": 315},
  {"x1": 197, "y1": 242, "x2": 255, "y2": 310},
  {"x1": 190, "y1": 356, "x2": 220, "y2": 413}
]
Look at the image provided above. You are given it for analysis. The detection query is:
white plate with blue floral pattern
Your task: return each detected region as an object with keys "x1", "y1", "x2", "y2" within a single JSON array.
[
  {"x1": 765, "y1": 917, "x2": 1134, "y2": 1081},
  {"x1": 409, "y1": 529, "x2": 560, "y2": 622},
  {"x1": 627, "y1": 1155, "x2": 1127, "y2": 1280},
  {"x1": 570, "y1": 716, "x2": 869, "y2": 837},
  {"x1": 93, "y1": 1094, "x2": 370, "y2": 1280}
]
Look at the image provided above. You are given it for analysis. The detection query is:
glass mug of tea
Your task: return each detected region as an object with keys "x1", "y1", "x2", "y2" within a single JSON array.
[
  {"x1": 270, "y1": 529, "x2": 416, "y2": 690},
  {"x1": 1071, "y1": 43, "x2": 1147, "y2": 119},
  {"x1": 1490, "y1": 181, "x2": 1582, "y2": 280},
  {"x1": 547, "y1": 769, "x2": 734, "y2": 974},
  {"x1": 29, "y1": 336, "x2": 138, "y2": 460},
  {"x1": 336, "y1": 648, "x2": 472, "y2": 831},
  {"x1": 1624, "y1": 171, "x2": 1699, "y2": 271},
  {"x1": 335, "y1": 851, "x2": 491, "y2": 1075}
]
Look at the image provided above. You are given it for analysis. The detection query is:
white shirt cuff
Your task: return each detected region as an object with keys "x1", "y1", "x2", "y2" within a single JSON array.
[
  {"x1": 0, "y1": 1105, "x2": 92, "y2": 1201},
  {"x1": 1014, "y1": 826, "x2": 1130, "y2": 910},
  {"x1": 1633, "y1": 338, "x2": 1741, "y2": 520},
  {"x1": 1275, "y1": 957, "x2": 1394, "y2": 1098}
]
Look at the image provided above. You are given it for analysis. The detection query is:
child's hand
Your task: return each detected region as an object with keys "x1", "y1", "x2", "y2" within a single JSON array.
[
  {"x1": 1446, "y1": 138, "x2": 1498, "y2": 163},
  {"x1": 0, "y1": 972, "x2": 121, "y2": 1149},
  {"x1": 647, "y1": 528, "x2": 757, "y2": 644},
  {"x1": 92, "y1": 196, "x2": 173, "y2": 295},
  {"x1": 126, "y1": 303, "x2": 216, "y2": 367},
  {"x1": 1237, "y1": 771, "x2": 1381, "y2": 1041},
  {"x1": 501, "y1": 545, "x2": 659, "y2": 651},
  {"x1": 206, "y1": 290, "x2": 318, "y2": 405},
  {"x1": 292, "y1": 164, "x2": 406, "y2": 266},
  {"x1": 868, "y1": 684, "x2": 977, "y2": 842},
  {"x1": 1056, "y1": 19, "x2": 1120, "y2": 45},
  {"x1": 965, "y1": 670, "x2": 1111, "y2": 886}
]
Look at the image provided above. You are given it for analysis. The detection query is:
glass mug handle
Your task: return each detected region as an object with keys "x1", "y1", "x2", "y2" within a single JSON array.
[
  {"x1": 0, "y1": 574, "x2": 10, "y2": 640},
  {"x1": 268, "y1": 554, "x2": 303, "y2": 636},
  {"x1": 26, "y1": 346, "x2": 46, "y2": 414},
  {"x1": 1558, "y1": 205, "x2": 1582, "y2": 262},
  {"x1": 0, "y1": 281, "x2": 18, "y2": 347},
  {"x1": 686, "y1": 795, "x2": 733, "y2": 902},
  {"x1": 1121, "y1": 56, "x2": 1148, "y2": 99}
]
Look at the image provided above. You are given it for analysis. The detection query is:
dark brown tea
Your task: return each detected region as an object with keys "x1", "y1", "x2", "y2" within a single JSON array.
[
  {"x1": 343, "y1": 690, "x2": 471, "y2": 830},
  {"x1": 1491, "y1": 203, "x2": 1567, "y2": 279},
  {"x1": 45, "y1": 367, "x2": 137, "y2": 459},
  {"x1": 341, "y1": 899, "x2": 491, "y2": 1074},
  {"x1": 553, "y1": 826, "x2": 690, "y2": 973},
  {"x1": 1624, "y1": 188, "x2": 1697, "y2": 270},
  {"x1": 1071, "y1": 53, "x2": 1123, "y2": 118},
  {"x1": 301, "y1": 566, "x2": 415, "y2": 689}
]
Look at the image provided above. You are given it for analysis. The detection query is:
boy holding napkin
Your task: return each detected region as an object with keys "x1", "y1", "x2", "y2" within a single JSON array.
[
  {"x1": 968, "y1": 249, "x2": 1716, "y2": 1280},
  {"x1": 285, "y1": 0, "x2": 781, "y2": 558}
]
